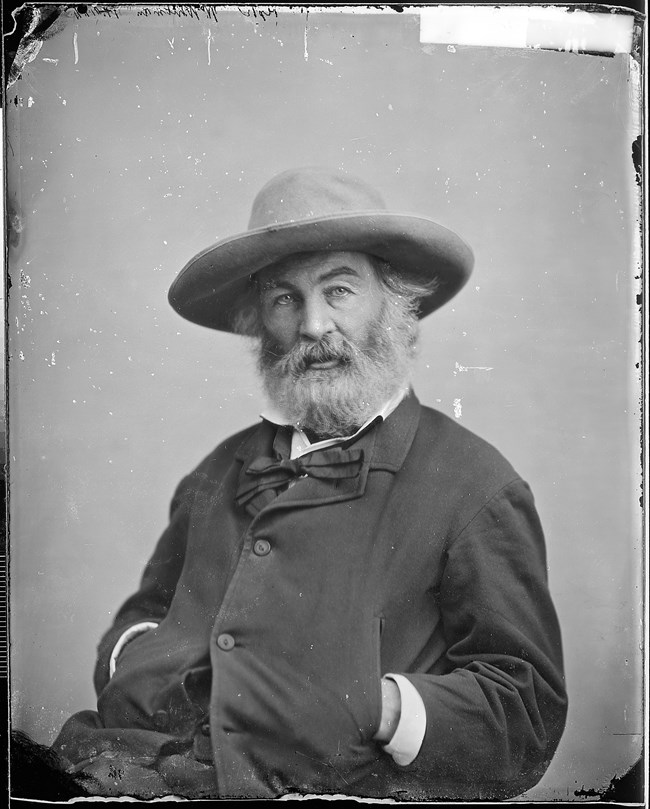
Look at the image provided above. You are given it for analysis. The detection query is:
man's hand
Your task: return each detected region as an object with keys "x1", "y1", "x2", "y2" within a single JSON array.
[{"x1": 373, "y1": 676, "x2": 402, "y2": 743}]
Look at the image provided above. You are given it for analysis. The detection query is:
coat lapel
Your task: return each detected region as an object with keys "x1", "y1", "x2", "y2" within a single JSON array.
[{"x1": 233, "y1": 392, "x2": 422, "y2": 515}]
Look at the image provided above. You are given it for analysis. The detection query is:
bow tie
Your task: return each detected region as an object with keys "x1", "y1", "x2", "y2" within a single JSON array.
[{"x1": 236, "y1": 447, "x2": 365, "y2": 513}]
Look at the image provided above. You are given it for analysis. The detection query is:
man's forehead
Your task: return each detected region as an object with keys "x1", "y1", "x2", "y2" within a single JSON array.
[{"x1": 257, "y1": 250, "x2": 377, "y2": 287}]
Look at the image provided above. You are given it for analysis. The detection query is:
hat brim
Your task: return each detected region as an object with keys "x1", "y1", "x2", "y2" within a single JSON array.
[{"x1": 168, "y1": 212, "x2": 474, "y2": 333}]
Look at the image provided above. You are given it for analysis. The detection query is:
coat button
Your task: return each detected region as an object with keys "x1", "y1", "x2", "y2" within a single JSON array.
[
  {"x1": 253, "y1": 539, "x2": 271, "y2": 556},
  {"x1": 200, "y1": 722, "x2": 211, "y2": 736},
  {"x1": 153, "y1": 710, "x2": 168, "y2": 730},
  {"x1": 216, "y1": 633, "x2": 235, "y2": 651}
]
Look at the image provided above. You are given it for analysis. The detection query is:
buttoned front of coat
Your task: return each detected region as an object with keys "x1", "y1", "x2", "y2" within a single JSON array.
[{"x1": 85, "y1": 393, "x2": 566, "y2": 799}]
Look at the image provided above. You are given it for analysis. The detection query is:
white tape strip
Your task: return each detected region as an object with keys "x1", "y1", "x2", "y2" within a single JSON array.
[{"x1": 420, "y1": 6, "x2": 635, "y2": 55}]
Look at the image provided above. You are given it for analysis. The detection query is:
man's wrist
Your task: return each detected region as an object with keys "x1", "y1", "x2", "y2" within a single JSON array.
[{"x1": 373, "y1": 676, "x2": 402, "y2": 743}]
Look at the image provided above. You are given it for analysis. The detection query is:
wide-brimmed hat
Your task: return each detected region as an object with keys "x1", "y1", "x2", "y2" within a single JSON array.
[{"x1": 168, "y1": 167, "x2": 474, "y2": 333}]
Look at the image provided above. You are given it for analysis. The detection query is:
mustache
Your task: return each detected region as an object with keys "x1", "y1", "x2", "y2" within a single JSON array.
[{"x1": 261, "y1": 334, "x2": 358, "y2": 376}]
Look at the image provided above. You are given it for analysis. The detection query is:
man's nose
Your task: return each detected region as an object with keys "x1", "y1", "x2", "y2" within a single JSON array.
[{"x1": 299, "y1": 296, "x2": 335, "y2": 341}]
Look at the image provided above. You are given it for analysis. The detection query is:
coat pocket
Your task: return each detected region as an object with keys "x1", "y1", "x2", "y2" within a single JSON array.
[{"x1": 344, "y1": 615, "x2": 384, "y2": 743}]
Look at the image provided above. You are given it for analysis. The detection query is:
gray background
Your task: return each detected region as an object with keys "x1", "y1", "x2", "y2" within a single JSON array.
[{"x1": 6, "y1": 6, "x2": 641, "y2": 800}]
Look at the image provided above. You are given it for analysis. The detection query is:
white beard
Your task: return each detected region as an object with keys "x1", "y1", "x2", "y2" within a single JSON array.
[{"x1": 257, "y1": 300, "x2": 418, "y2": 438}]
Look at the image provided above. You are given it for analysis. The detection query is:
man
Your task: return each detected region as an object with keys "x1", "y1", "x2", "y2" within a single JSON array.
[{"x1": 52, "y1": 167, "x2": 567, "y2": 800}]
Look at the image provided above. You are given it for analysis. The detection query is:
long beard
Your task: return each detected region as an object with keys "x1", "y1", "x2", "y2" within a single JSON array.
[{"x1": 257, "y1": 301, "x2": 417, "y2": 438}]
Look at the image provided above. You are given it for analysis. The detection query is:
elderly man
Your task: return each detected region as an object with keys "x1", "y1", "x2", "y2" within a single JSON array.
[{"x1": 53, "y1": 168, "x2": 567, "y2": 800}]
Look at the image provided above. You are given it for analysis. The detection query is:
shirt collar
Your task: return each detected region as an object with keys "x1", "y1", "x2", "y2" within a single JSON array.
[{"x1": 261, "y1": 385, "x2": 410, "y2": 460}]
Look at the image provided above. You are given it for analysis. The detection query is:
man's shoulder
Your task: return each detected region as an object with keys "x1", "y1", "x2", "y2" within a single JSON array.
[
  {"x1": 207, "y1": 420, "x2": 264, "y2": 461},
  {"x1": 181, "y1": 421, "x2": 265, "y2": 483},
  {"x1": 414, "y1": 402, "x2": 519, "y2": 485}
]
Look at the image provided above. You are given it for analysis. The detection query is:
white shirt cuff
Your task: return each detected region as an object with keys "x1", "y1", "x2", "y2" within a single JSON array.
[
  {"x1": 382, "y1": 673, "x2": 427, "y2": 766},
  {"x1": 108, "y1": 621, "x2": 159, "y2": 678}
]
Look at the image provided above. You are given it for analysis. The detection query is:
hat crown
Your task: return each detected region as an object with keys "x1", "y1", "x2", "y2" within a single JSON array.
[{"x1": 248, "y1": 167, "x2": 387, "y2": 229}]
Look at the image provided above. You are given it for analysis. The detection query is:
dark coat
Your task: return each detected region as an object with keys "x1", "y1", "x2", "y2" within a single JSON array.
[{"x1": 62, "y1": 393, "x2": 567, "y2": 799}]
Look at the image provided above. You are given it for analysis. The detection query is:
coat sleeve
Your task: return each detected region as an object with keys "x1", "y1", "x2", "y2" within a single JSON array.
[
  {"x1": 93, "y1": 473, "x2": 195, "y2": 695},
  {"x1": 397, "y1": 479, "x2": 567, "y2": 798}
]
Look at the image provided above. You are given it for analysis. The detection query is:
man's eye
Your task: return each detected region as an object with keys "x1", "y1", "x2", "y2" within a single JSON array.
[
  {"x1": 327, "y1": 286, "x2": 351, "y2": 298},
  {"x1": 274, "y1": 294, "x2": 295, "y2": 306}
]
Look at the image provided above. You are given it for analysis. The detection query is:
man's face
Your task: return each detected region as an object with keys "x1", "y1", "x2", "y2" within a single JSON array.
[
  {"x1": 254, "y1": 251, "x2": 417, "y2": 438},
  {"x1": 257, "y1": 251, "x2": 385, "y2": 360}
]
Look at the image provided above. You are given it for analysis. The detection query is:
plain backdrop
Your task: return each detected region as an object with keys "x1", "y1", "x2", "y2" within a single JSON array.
[{"x1": 6, "y1": 6, "x2": 642, "y2": 800}]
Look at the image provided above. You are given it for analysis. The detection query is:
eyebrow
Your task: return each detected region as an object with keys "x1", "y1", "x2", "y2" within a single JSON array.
[{"x1": 259, "y1": 266, "x2": 362, "y2": 292}]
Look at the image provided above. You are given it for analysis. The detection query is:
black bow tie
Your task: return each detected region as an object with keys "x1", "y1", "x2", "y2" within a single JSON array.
[{"x1": 235, "y1": 447, "x2": 365, "y2": 512}]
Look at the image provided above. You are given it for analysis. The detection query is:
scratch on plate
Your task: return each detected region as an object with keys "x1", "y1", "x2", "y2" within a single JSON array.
[
  {"x1": 73, "y1": 30, "x2": 78, "y2": 64},
  {"x1": 453, "y1": 398, "x2": 462, "y2": 419},
  {"x1": 206, "y1": 27, "x2": 213, "y2": 65},
  {"x1": 454, "y1": 361, "x2": 494, "y2": 376},
  {"x1": 303, "y1": 11, "x2": 309, "y2": 61}
]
